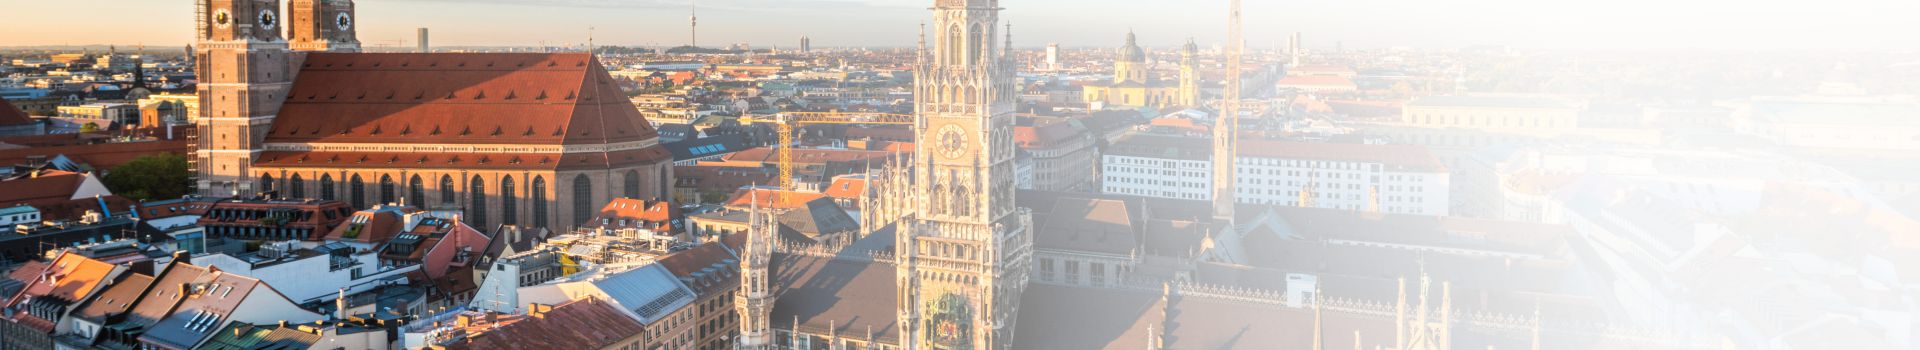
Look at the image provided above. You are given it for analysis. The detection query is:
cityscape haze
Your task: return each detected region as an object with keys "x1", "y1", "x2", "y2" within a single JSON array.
[{"x1": 0, "y1": 0, "x2": 1913, "y2": 349}]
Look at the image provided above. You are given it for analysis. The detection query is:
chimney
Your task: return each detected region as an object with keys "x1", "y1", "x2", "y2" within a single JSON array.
[
  {"x1": 455, "y1": 314, "x2": 473, "y2": 328},
  {"x1": 528, "y1": 303, "x2": 553, "y2": 319},
  {"x1": 335, "y1": 288, "x2": 348, "y2": 320},
  {"x1": 171, "y1": 250, "x2": 191, "y2": 263}
]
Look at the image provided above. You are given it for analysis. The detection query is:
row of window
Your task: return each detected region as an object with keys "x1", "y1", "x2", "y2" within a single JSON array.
[{"x1": 258, "y1": 169, "x2": 664, "y2": 229}]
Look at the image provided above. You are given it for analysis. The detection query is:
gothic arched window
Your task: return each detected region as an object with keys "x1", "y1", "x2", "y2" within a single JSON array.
[
  {"x1": 624, "y1": 170, "x2": 641, "y2": 199},
  {"x1": 469, "y1": 176, "x2": 488, "y2": 228},
  {"x1": 573, "y1": 174, "x2": 593, "y2": 225},
  {"x1": 379, "y1": 175, "x2": 396, "y2": 206},
  {"x1": 930, "y1": 183, "x2": 946, "y2": 216},
  {"x1": 501, "y1": 175, "x2": 518, "y2": 226},
  {"x1": 440, "y1": 175, "x2": 455, "y2": 204},
  {"x1": 259, "y1": 174, "x2": 275, "y2": 195},
  {"x1": 409, "y1": 175, "x2": 425, "y2": 206},
  {"x1": 954, "y1": 184, "x2": 971, "y2": 217},
  {"x1": 320, "y1": 174, "x2": 335, "y2": 201},
  {"x1": 533, "y1": 176, "x2": 549, "y2": 228},
  {"x1": 946, "y1": 24, "x2": 963, "y2": 65},
  {"x1": 349, "y1": 175, "x2": 366, "y2": 209},
  {"x1": 290, "y1": 174, "x2": 305, "y2": 198}
]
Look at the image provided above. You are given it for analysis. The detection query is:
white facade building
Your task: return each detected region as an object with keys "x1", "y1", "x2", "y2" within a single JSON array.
[
  {"x1": 193, "y1": 241, "x2": 419, "y2": 304},
  {"x1": 1103, "y1": 134, "x2": 1452, "y2": 215}
]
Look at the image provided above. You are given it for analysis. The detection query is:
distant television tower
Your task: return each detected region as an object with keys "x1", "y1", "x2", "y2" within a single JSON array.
[{"x1": 689, "y1": 0, "x2": 699, "y2": 47}]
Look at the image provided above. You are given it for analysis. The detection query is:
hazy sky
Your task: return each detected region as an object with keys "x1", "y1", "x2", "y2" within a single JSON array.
[{"x1": 3, "y1": 0, "x2": 1916, "y2": 50}]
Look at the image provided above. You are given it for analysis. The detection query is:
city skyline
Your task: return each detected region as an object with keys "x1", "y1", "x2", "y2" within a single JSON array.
[{"x1": 5, "y1": 0, "x2": 1917, "y2": 50}]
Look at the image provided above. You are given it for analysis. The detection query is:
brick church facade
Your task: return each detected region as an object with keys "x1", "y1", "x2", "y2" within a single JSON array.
[{"x1": 193, "y1": 0, "x2": 672, "y2": 233}]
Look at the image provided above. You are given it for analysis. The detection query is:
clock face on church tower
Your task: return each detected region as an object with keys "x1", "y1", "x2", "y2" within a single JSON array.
[
  {"x1": 258, "y1": 9, "x2": 278, "y2": 31},
  {"x1": 335, "y1": 13, "x2": 352, "y2": 31},
  {"x1": 936, "y1": 124, "x2": 969, "y2": 160},
  {"x1": 213, "y1": 9, "x2": 232, "y2": 28}
]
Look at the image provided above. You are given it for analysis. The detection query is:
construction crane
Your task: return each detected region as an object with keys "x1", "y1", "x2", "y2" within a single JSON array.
[{"x1": 736, "y1": 112, "x2": 914, "y2": 205}]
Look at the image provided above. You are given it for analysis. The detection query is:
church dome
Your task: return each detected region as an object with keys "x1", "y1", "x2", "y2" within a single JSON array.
[
  {"x1": 1182, "y1": 38, "x2": 1199, "y2": 55},
  {"x1": 1118, "y1": 32, "x2": 1146, "y2": 62}
]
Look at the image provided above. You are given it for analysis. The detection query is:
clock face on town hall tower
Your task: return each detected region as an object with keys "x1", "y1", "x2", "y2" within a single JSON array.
[{"x1": 936, "y1": 124, "x2": 969, "y2": 160}]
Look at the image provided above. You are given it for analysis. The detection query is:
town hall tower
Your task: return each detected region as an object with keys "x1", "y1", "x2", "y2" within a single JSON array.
[{"x1": 896, "y1": 0, "x2": 1034, "y2": 349}]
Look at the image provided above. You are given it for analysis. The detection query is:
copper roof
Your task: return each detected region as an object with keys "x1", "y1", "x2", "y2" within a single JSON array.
[{"x1": 268, "y1": 53, "x2": 658, "y2": 146}]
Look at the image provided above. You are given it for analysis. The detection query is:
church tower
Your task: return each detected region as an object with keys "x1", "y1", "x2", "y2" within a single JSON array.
[
  {"x1": 1113, "y1": 31, "x2": 1149, "y2": 84},
  {"x1": 1178, "y1": 38, "x2": 1201, "y2": 106},
  {"x1": 289, "y1": 0, "x2": 361, "y2": 52},
  {"x1": 897, "y1": 0, "x2": 1033, "y2": 349},
  {"x1": 193, "y1": 0, "x2": 294, "y2": 196},
  {"x1": 735, "y1": 202, "x2": 776, "y2": 349}
]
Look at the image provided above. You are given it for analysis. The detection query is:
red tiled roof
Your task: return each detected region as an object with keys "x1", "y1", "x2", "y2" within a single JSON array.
[
  {"x1": 0, "y1": 170, "x2": 140, "y2": 221},
  {"x1": 880, "y1": 142, "x2": 916, "y2": 153},
  {"x1": 324, "y1": 207, "x2": 417, "y2": 243},
  {"x1": 268, "y1": 53, "x2": 658, "y2": 146},
  {"x1": 0, "y1": 98, "x2": 32, "y2": 126},
  {"x1": 0, "y1": 170, "x2": 88, "y2": 205},
  {"x1": 124, "y1": 263, "x2": 211, "y2": 327},
  {"x1": 446, "y1": 298, "x2": 644, "y2": 350},
  {"x1": 0, "y1": 139, "x2": 191, "y2": 171},
  {"x1": 5, "y1": 252, "x2": 120, "y2": 316},
  {"x1": 5, "y1": 261, "x2": 48, "y2": 286},
  {"x1": 70, "y1": 272, "x2": 154, "y2": 321},
  {"x1": 821, "y1": 177, "x2": 867, "y2": 200},
  {"x1": 654, "y1": 240, "x2": 739, "y2": 296},
  {"x1": 422, "y1": 220, "x2": 490, "y2": 279},
  {"x1": 595, "y1": 198, "x2": 679, "y2": 225}
]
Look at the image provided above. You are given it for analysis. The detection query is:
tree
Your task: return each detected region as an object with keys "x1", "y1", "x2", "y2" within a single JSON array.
[{"x1": 103, "y1": 153, "x2": 193, "y2": 201}]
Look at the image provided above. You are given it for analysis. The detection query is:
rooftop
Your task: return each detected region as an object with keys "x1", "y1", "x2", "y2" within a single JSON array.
[
  {"x1": 267, "y1": 53, "x2": 659, "y2": 147},
  {"x1": 770, "y1": 254, "x2": 900, "y2": 344}
]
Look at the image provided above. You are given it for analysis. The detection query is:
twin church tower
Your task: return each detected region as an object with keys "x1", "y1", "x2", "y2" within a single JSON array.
[
  {"x1": 193, "y1": 0, "x2": 358, "y2": 196},
  {"x1": 191, "y1": 0, "x2": 676, "y2": 233}
]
